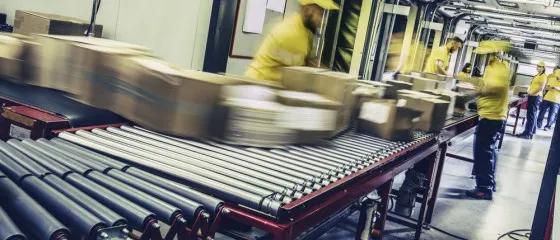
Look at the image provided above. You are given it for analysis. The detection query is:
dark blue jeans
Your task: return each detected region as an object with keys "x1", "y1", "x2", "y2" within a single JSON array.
[
  {"x1": 537, "y1": 100, "x2": 560, "y2": 129},
  {"x1": 474, "y1": 118, "x2": 505, "y2": 190},
  {"x1": 523, "y1": 96, "x2": 542, "y2": 136}
]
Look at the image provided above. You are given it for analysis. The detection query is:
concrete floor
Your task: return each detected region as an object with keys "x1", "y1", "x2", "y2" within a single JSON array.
[{"x1": 317, "y1": 118, "x2": 553, "y2": 240}]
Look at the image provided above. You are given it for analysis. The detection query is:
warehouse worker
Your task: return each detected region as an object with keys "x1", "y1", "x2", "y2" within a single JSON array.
[
  {"x1": 423, "y1": 37, "x2": 464, "y2": 75},
  {"x1": 245, "y1": 0, "x2": 340, "y2": 81},
  {"x1": 466, "y1": 41, "x2": 511, "y2": 200},
  {"x1": 537, "y1": 67, "x2": 560, "y2": 131},
  {"x1": 458, "y1": 62, "x2": 472, "y2": 79},
  {"x1": 517, "y1": 61, "x2": 547, "y2": 139}
]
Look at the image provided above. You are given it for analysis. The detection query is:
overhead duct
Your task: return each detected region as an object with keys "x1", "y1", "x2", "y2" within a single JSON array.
[{"x1": 440, "y1": 5, "x2": 560, "y2": 23}]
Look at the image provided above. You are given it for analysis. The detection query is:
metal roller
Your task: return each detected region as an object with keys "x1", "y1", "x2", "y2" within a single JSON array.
[
  {"x1": 0, "y1": 174, "x2": 70, "y2": 240},
  {"x1": 58, "y1": 132, "x2": 283, "y2": 216},
  {"x1": 42, "y1": 175, "x2": 127, "y2": 227},
  {"x1": 244, "y1": 148, "x2": 340, "y2": 182},
  {"x1": 6, "y1": 140, "x2": 75, "y2": 178},
  {"x1": 124, "y1": 168, "x2": 223, "y2": 217},
  {"x1": 300, "y1": 146, "x2": 371, "y2": 169},
  {"x1": 332, "y1": 140, "x2": 399, "y2": 157},
  {"x1": 42, "y1": 139, "x2": 224, "y2": 219},
  {"x1": 268, "y1": 149, "x2": 352, "y2": 176},
  {"x1": 48, "y1": 138, "x2": 129, "y2": 171},
  {"x1": 15, "y1": 139, "x2": 184, "y2": 225},
  {"x1": 35, "y1": 139, "x2": 112, "y2": 173},
  {"x1": 86, "y1": 171, "x2": 183, "y2": 225},
  {"x1": 92, "y1": 129, "x2": 302, "y2": 198},
  {"x1": 0, "y1": 206, "x2": 26, "y2": 240},
  {"x1": 0, "y1": 141, "x2": 50, "y2": 179},
  {"x1": 19, "y1": 176, "x2": 107, "y2": 238},
  {"x1": 277, "y1": 148, "x2": 357, "y2": 172},
  {"x1": 33, "y1": 139, "x2": 206, "y2": 221},
  {"x1": 288, "y1": 147, "x2": 364, "y2": 170},
  {"x1": 115, "y1": 126, "x2": 320, "y2": 190},
  {"x1": 206, "y1": 141, "x2": 331, "y2": 186},
  {"x1": 106, "y1": 169, "x2": 205, "y2": 221},
  {"x1": 106, "y1": 127, "x2": 311, "y2": 191},
  {"x1": 64, "y1": 174, "x2": 155, "y2": 230},
  {"x1": 7, "y1": 140, "x2": 154, "y2": 230},
  {"x1": 334, "y1": 137, "x2": 404, "y2": 152},
  {"x1": 0, "y1": 141, "x2": 127, "y2": 227},
  {"x1": 75, "y1": 130, "x2": 277, "y2": 199}
]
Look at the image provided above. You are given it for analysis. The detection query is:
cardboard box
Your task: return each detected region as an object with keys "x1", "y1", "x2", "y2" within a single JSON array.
[
  {"x1": 0, "y1": 35, "x2": 25, "y2": 80},
  {"x1": 422, "y1": 89, "x2": 460, "y2": 116},
  {"x1": 402, "y1": 95, "x2": 450, "y2": 132},
  {"x1": 351, "y1": 86, "x2": 384, "y2": 122},
  {"x1": 396, "y1": 74, "x2": 413, "y2": 83},
  {"x1": 277, "y1": 91, "x2": 341, "y2": 143},
  {"x1": 410, "y1": 77, "x2": 439, "y2": 91},
  {"x1": 384, "y1": 80, "x2": 413, "y2": 99},
  {"x1": 281, "y1": 66, "x2": 327, "y2": 92},
  {"x1": 397, "y1": 90, "x2": 440, "y2": 100},
  {"x1": 457, "y1": 75, "x2": 481, "y2": 87},
  {"x1": 357, "y1": 100, "x2": 422, "y2": 141},
  {"x1": 14, "y1": 10, "x2": 103, "y2": 37},
  {"x1": 26, "y1": 35, "x2": 151, "y2": 93},
  {"x1": 420, "y1": 72, "x2": 453, "y2": 82},
  {"x1": 210, "y1": 99, "x2": 295, "y2": 147}
]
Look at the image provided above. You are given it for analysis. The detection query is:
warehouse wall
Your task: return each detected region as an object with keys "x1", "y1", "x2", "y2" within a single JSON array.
[
  {"x1": 0, "y1": 0, "x2": 213, "y2": 70},
  {"x1": 225, "y1": 0, "x2": 301, "y2": 76}
]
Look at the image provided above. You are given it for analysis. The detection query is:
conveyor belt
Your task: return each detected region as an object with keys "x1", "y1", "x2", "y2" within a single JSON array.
[
  {"x1": 0, "y1": 137, "x2": 219, "y2": 239},
  {"x1": 55, "y1": 125, "x2": 434, "y2": 218}
]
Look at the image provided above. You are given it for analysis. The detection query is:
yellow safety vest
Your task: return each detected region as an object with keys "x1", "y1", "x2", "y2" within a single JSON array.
[{"x1": 245, "y1": 14, "x2": 313, "y2": 81}]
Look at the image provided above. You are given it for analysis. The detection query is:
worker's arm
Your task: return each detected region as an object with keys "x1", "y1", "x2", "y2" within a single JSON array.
[{"x1": 434, "y1": 60, "x2": 448, "y2": 75}]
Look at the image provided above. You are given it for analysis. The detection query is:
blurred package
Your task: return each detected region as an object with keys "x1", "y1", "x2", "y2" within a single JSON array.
[
  {"x1": 358, "y1": 100, "x2": 422, "y2": 141},
  {"x1": 0, "y1": 35, "x2": 24, "y2": 80},
  {"x1": 351, "y1": 85, "x2": 384, "y2": 121},
  {"x1": 26, "y1": 34, "x2": 151, "y2": 93},
  {"x1": 400, "y1": 94, "x2": 450, "y2": 132},
  {"x1": 210, "y1": 96, "x2": 295, "y2": 147},
  {"x1": 14, "y1": 10, "x2": 103, "y2": 37},
  {"x1": 281, "y1": 66, "x2": 327, "y2": 91},
  {"x1": 422, "y1": 89, "x2": 462, "y2": 116},
  {"x1": 384, "y1": 80, "x2": 413, "y2": 99},
  {"x1": 225, "y1": 74, "x2": 285, "y2": 89},
  {"x1": 278, "y1": 91, "x2": 341, "y2": 143},
  {"x1": 420, "y1": 72, "x2": 454, "y2": 82},
  {"x1": 457, "y1": 75, "x2": 481, "y2": 87},
  {"x1": 397, "y1": 90, "x2": 439, "y2": 100},
  {"x1": 396, "y1": 74, "x2": 412, "y2": 83},
  {"x1": 513, "y1": 85, "x2": 530, "y2": 96}
]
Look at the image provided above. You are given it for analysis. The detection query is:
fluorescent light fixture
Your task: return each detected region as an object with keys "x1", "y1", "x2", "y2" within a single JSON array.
[{"x1": 473, "y1": 11, "x2": 551, "y2": 24}]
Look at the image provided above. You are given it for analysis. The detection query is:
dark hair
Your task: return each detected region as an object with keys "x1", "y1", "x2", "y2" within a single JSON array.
[
  {"x1": 462, "y1": 63, "x2": 472, "y2": 73},
  {"x1": 448, "y1": 37, "x2": 464, "y2": 44}
]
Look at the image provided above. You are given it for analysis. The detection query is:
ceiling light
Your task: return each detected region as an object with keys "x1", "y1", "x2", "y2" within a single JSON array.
[{"x1": 471, "y1": 11, "x2": 552, "y2": 24}]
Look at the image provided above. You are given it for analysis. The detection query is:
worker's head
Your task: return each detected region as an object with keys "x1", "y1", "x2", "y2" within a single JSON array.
[
  {"x1": 299, "y1": 0, "x2": 339, "y2": 31},
  {"x1": 536, "y1": 61, "x2": 546, "y2": 75},
  {"x1": 446, "y1": 37, "x2": 464, "y2": 53},
  {"x1": 462, "y1": 63, "x2": 472, "y2": 73}
]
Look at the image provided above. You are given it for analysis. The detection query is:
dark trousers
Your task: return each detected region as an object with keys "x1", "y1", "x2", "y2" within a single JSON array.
[
  {"x1": 474, "y1": 118, "x2": 505, "y2": 190},
  {"x1": 537, "y1": 100, "x2": 560, "y2": 129},
  {"x1": 523, "y1": 96, "x2": 542, "y2": 136}
]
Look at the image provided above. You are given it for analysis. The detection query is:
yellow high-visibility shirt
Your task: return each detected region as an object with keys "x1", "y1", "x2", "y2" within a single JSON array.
[
  {"x1": 245, "y1": 14, "x2": 312, "y2": 81},
  {"x1": 544, "y1": 75, "x2": 560, "y2": 104},
  {"x1": 423, "y1": 46, "x2": 450, "y2": 74},
  {"x1": 458, "y1": 72, "x2": 469, "y2": 79},
  {"x1": 477, "y1": 61, "x2": 510, "y2": 120},
  {"x1": 528, "y1": 74, "x2": 547, "y2": 96}
]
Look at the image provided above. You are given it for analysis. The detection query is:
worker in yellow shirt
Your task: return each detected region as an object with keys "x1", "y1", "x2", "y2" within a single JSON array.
[
  {"x1": 423, "y1": 37, "x2": 464, "y2": 75},
  {"x1": 245, "y1": 0, "x2": 340, "y2": 81},
  {"x1": 466, "y1": 41, "x2": 511, "y2": 200},
  {"x1": 517, "y1": 61, "x2": 547, "y2": 139},
  {"x1": 537, "y1": 67, "x2": 560, "y2": 131}
]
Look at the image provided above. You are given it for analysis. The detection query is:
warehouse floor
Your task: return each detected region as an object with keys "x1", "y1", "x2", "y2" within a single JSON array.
[{"x1": 317, "y1": 119, "x2": 552, "y2": 240}]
